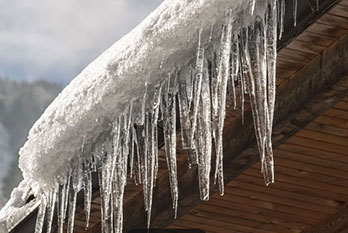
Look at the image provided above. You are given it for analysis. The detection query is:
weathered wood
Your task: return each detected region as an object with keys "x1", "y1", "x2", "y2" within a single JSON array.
[{"x1": 304, "y1": 205, "x2": 348, "y2": 233}]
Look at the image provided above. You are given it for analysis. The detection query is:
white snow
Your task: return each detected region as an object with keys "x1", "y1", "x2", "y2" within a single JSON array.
[
  {"x1": 19, "y1": 0, "x2": 251, "y2": 188},
  {"x1": 1, "y1": 0, "x2": 283, "y2": 232}
]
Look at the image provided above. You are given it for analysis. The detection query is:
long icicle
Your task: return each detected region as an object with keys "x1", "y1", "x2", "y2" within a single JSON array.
[
  {"x1": 163, "y1": 78, "x2": 179, "y2": 218},
  {"x1": 197, "y1": 62, "x2": 212, "y2": 201},
  {"x1": 214, "y1": 11, "x2": 233, "y2": 195},
  {"x1": 46, "y1": 190, "x2": 57, "y2": 233},
  {"x1": 34, "y1": 194, "x2": 47, "y2": 233}
]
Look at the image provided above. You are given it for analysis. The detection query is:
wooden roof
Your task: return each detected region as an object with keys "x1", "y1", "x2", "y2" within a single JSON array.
[{"x1": 168, "y1": 98, "x2": 348, "y2": 233}]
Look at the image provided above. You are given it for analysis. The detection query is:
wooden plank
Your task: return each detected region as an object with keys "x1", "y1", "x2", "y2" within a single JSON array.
[
  {"x1": 180, "y1": 214, "x2": 277, "y2": 233},
  {"x1": 286, "y1": 136, "x2": 348, "y2": 155},
  {"x1": 238, "y1": 173, "x2": 348, "y2": 203},
  {"x1": 278, "y1": 143, "x2": 348, "y2": 164},
  {"x1": 304, "y1": 205, "x2": 348, "y2": 233},
  {"x1": 295, "y1": 129, "x2": 348, "y2": 147},
  {"x1": 213, "y1": 191, "x2": 327, "y2": 220},
  {"x1": 246, "y1": 168, "x2": 348, "y2": 196},
  {"x1": 195, "y1": 202, "x2": 307, "y2": 231},
  {"x1": 307, "y1": 21, "x2": 347, "y2": 38},
  {"x1": 328, "y1": 4, "x2": 348, "y2": 18},
  {"x1": 278, "y1": 48, "x2": 316, "y2": 64},
  {"x1": 304, "y1": 122, "x2": 348, "y2": 137},
  {"x1": 185, "y1": 209, "x2": 291, "y2": 233},
  {"x1": 274, "y1": 162, "x2": 348, "y2": 189},
  {"x1": 276, "y1": 148, "x2": 348, "y2": 172},
  {"x1": 314, "y1": 115, "x2": 348, "y2": 129},
  {"x1": 324, "y1": 108, "x2": 348, "y2": 120},
  {"x1": 286, "y1": 39, "x2": 326, "y2": 55},
  {"x1": 227, "y1": 179, "x2": 342, "y2": 208},
  {"x1": 319, "y1": 13, "x2": 348, "y2": 30},
  {"x1": 203, "y1": 197, "x2": 315, "y2": 226},
  {"x1": 296, "y1": 31, "x2": 336, "y2": 47},
  {"x1": 220, "y1": 188, "x2": 335, "y2": 215},
  {"x1": 335, "y1": 100, "x2": 348, "y2": 111},
  {"x1": 172, "y1": 219, "x2": 237, "y2": 233}
]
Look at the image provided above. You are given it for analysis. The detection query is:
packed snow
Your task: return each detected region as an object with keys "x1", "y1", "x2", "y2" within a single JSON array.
[{"x1": 0, "y1": 0, "x2": 288, "y2": 232}]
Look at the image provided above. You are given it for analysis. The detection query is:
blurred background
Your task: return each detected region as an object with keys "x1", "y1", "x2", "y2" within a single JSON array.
[{"x1": 0, "y1": 0, "x2": 163, "y2": 208}]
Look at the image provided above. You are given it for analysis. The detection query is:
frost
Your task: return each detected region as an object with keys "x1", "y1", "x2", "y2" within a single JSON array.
[{"x1": 5, "y1": 0, "x2": 296, "y2": 232}]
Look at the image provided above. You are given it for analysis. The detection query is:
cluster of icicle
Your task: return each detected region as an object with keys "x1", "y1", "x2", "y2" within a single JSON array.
[{"x1": 32, "y1": 1, "x2": 288, "y2": 233}]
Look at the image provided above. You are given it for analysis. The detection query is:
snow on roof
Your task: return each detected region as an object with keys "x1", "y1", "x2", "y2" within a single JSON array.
[{"x1": 19, "y1": 0, "x2": 249, "y2": 189}]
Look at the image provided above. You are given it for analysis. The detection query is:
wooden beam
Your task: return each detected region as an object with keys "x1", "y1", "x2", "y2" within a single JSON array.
[
  {"x1": 121, "y1": 30, "x2": 348, "y2": 232},
  {"x1": 304, "y1": 205, "x2": 348, "y2": 233}
]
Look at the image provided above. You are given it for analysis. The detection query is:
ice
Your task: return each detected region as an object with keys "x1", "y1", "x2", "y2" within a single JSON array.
[
  {"x1": 46, "y1": 190, "x2": 57, "y2": 233},
  {"x1": 163, "y1": 77, "x2": 179, "y2": 218},
  {"x1": 34, "y1": 194, "x2": 46, "y2": 233},
  {"x1": 213, "y1": 11, "x2": 233, "y2": 196},
  {"x1": 57, "y1": 181, "x2": 67, "y2": 233},
  {"x1": 293, "y1": 0, "x2": 297, "y2": 27},
  {"x1": 190, "y1": 27, "x2": 205, "y2": 151},
  {"x1": 67, "y1": 159, "x2": 81, "y2": 233},
  {"x1": 278, "y1": 0, "x2": 285, "y2": 40},
  {"x1": 3, "y1": 0, "x2": 286, "y2": 232},
  {"x1": 196, "y1": 62, "x2": 212, "y2": 201},
  {"x1": 83, "y1": 171, "x2": 92, "y2": 229}
]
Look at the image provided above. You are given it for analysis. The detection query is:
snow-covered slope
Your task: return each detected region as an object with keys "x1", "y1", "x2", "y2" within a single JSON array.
[{"x1": 1, "y1": 0, "x2": 282, "y2": 232}]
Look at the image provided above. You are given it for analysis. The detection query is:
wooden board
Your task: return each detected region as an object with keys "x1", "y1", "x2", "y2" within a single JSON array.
[{"x1": 169, "y1": 98, "x2": 348, "y2": 233}]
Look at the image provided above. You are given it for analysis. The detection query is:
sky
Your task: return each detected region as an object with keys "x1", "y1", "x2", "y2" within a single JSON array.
[{"x1": 0, "y1": 0, "x2": 163, "y2": 85}]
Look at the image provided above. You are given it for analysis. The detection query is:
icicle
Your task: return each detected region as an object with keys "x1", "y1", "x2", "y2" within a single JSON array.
[
  {"x1": 57, "y1": 181, "x2": 67, "y2": 233},
  {"x1": 34, "y1": 194, "x2": 47, "y2": 233},
  {"x1": 278, "y1": 0, "x2": 285, "y2": 40},
  {"x1": 67, "y1": 159, "x2": 81, "y2": 233},
  {"x1": 64, "y1": 171, "x2": 71, "y2": 220},
  {"x1": 145, "y1": 114, "x2": 155, "y2": 228},
  {"x1": 249, "y1": 0, "x2": 256, "y2": 15},
  {"x1": 208, "y1": 24, "x2": 214, "y2": 42},
  {"x1": 98, "y1": 138, "x2": 114, "y2": 233},
  {"x1": 132, "y1": 125, "x2": 142, "y2": 185},
  {"x1": 178, "y1": 81, "x2": 195, "y2": 160},
  {"x1": 265, "y1": 1, "x2": 277, "y2": 185},
  {"x1": 293, "y1": 0, "x2": 297, "y2": 27},
  {"x1": 46, "y1": 190, "x2": 57, "y2": 233},
  {"x1": 231, "y1": 33, "x2": 240, "y2": 109},
  {"x1": 112, "y1": 115, "x2": 128, "y2": 233},
  {"x1": 130, "y1": 127, "x2": 135, "y2": 179},
  {"x1": 197, "y1": 64, "x2": 212, "y2": 201},
  {"x1": 151, "y1": 85, "x2": 162, "y2": 181},
  {"x1": 190, "y1": 27, "x2": 204, "y2": 147},
  {"x1": 83, "y1": 171, "x2": 92, "y2": 229},
  {"x1": 245, "y1": 14, "x2": 274, "y2": 185},
  {"x1": 163, "y1": 77, "x2": 179, "y2": 218},
  {"x1": 316, "y1": 0, "x2": 319, "y2": 11},
  {"x1": 214, "y1": 12, "x2": 233, "y2": 195}
]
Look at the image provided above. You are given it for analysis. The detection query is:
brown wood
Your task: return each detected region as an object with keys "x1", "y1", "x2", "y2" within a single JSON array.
[{"x1": 304, "y1": 205, "x2": 348, "y2": 233}]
